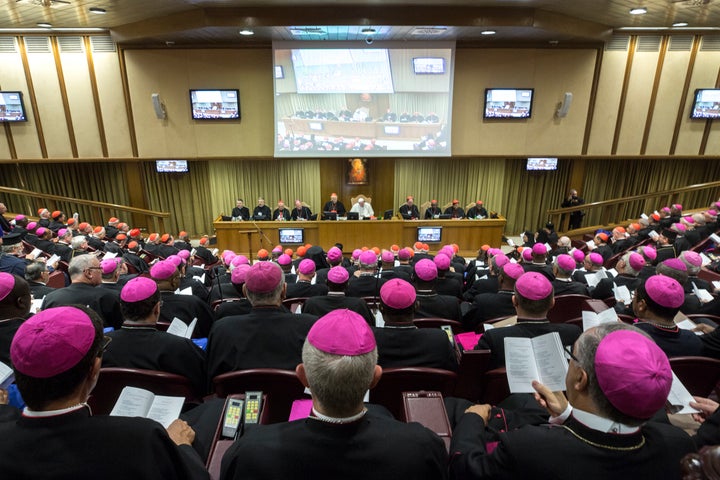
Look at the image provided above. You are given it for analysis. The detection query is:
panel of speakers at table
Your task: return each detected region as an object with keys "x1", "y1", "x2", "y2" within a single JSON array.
[{"x1": 224, "y1": 195, "x2": 499, "y2": 222}]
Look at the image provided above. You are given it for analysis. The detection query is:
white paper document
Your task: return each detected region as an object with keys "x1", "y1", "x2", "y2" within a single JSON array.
[
  {"x1": 710, "y1": 233, "x2": 720, "y2": 245},
  {"x1": 581, "y1": 308, "x2": 618, "y2": 331},
  {"x1": 0, "y1": 361, "x2": 14, "y2": 389},
  {"x1": 649, "y1": 230, "x2": 660, "y2": 240},
  {"x1": 166, "y1": 317, "x2": 197, "y2": 339},
  {"x1": 666, "y1": 372, "x2": 700, "y2": 415},
  {"x1": 585, "y1": 240, "x2": 596, "y2": 250},
  {"x1": 103, "y1": 252, "x2": 118, "y2": 259},
  {"x1": 692, "y1": 282, "x2": 714, "y2": 304},
  {"x1": 504, "y1": 332, "x2": 568, "y2": 393},
  {"x1": 110, "y1": 386, "x2": 185, "y2": 428},
  {"x1": 613, "y1": 285, "x2": 632, "y2": 304},
  {"x1": 47, "y1": 254, "x2": 61, "y2": 267}
]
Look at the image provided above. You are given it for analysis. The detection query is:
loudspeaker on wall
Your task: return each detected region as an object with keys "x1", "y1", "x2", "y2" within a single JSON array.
[
  {"x1": 151, "y1": 93, "x2": 167, "y2": 119},
  {"x1": 556, "y1": 92, "x2": 573, "y2": 118}
]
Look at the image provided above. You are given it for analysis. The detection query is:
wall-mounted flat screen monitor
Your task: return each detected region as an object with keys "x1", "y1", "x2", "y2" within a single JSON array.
[
  {"x1": 690, "y1": 89, "x2": 720, "y2": 119},
  {"x1": 273, "y1": 41, "x2": 455, "y2": 157},
  {"x1": 156, "y1": 160, "x2": 188, "y2": 173},
  {"x1": 417, "y1": 226, "x2": 442, "y2": 243},
  {"x1": 279, "y1": 228, "x2": 304, "y2": 244},
  {"x1": 527, "y1": 157, "x2": 558, "y2": 171},
  {"x1": 484, "y1": 88, "x2": 534, "y2": 119},
  {"x1": 413, "y1": 57, "x2": 445, "y2": 74},
  {"x1": 189, "y1": 89, "x2": 240, "y2": 120},
  {"x1": 0, "y1": 91, "x2": 27, "y2": 122}
]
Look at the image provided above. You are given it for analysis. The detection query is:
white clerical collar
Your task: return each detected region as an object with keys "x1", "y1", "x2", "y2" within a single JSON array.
[
  {"x1": 571, "y1": 407, "x2": 639, "y2": 434},
  {"x1": 24, "y1": 403, "x2": 90, "y2": 417},
  {"x1": 327, "y1": 291, "x2": 346, "y2": 297},
  {"x1": 311, "y1": 407, "x2": 367, "y2": 424}
]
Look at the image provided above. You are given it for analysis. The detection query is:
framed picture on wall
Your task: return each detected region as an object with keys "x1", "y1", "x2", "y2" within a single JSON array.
[{"x1": 347, "y1": 158, "x2": 369, "y2": 185}]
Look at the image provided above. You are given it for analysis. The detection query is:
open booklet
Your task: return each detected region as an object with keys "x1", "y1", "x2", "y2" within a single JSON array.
[
  {"x1": 504, "y1": 332, "x2": 568, "y2": 393},
  {"x1": 581, "y1": 308, "x2": 619, "y2": 331},
  {"x1": 483, "y1": 315, "x2": 518, "y2": 331},
  {"x1": 166, "y1": 317, "x2": 197, "y2": 339},
  {"x1": 667, "y1": 372, "x2": 700, "y2": 415},
  {"x1": 110, "y1": 386, "x2": 184, "y2": 428},
  {"x1": 0, "y1": 361, "x2": 14, "y2": 389}
]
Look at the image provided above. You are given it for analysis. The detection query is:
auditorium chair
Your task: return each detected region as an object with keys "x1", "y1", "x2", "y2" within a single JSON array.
[
  {"x1": 686, "y1": 314, "x2": 720, "y2": 326},
  {"x1": 480, "y1": 367, "x2": 510, "y2": 405},
  {"x1": 669, "y1": 356, "x2": 720, "y2": 397},
  {"x1": 413, "y1": 317, "x2": 464, "y2": 334},
  {"x1": 282, "y1": 297, "x2": 308, "y2": 313},
  {"x1": 350, "y1": 194, "x2": 372, "y2": 208},
  {"x1": 369, "y1": 367, "x2": 457, "y2": 419},
  {"x1": 210, "y1": 297, "x2": 244, "y2": 312},
  {"x1": 454, "y1": 349, "x2": 492, "y2": 402},
  {"x1": 46, "y1": 270, "x2": 66, "y2": 289},
  {"x1": 212, "y1": 369, "x2": 307, "y2": 424},
  {"x1": 547, "y1": 294, "x2": 591, "y2": 323},
  {"x1": 88, "y1": 367, "x2": 203, "y2": 415},
  {"x1": 464, "y1": 201, "x2": 475, "y2": 212}
]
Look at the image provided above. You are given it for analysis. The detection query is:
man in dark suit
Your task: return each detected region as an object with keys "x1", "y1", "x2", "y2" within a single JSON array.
[
  {"x1": 322, "y1": 193, "x2": 346, "y2": 216},
  {"x1": 272, "y1": 200, "x2": 291, "y2": 221},
  {"x1": 23, "y1": 261, "x2": 54, "y2": 299},
  {"x1": 551, "y1": 254, "x2": 589, "y2": 296},
  {"x1": 444, "y1": 199, "x2": 465, "y2": 219},
  {"x1": 0, "y1": 272, "x2": 31, "y2": 367},
  {"x1": 231, "y1": 199, "x2": 250, "y2": 221},
  {"x1": 252, "y1": 197, "x2": 272, "y2": 221},
  {"x1": 452, "y1": 322, "x2": 695, "y2": 479},
  {"x1": 206, "y1": 262, "x2": 318, "y2": 380},
  {"x1": 474, "y1": 271, "x2": 581, "y2": 368},
  {"x1": 424, "y1": 199, "x2": 442, "y2": 219},
  {"x1": 398, "y1": 196, "x2": 420, "y2": 219},
  {"x1": 413, "y1": 259, "x2": 461, "y2": 321},
  {"x1": 466, "y1": 200, "x2": 488, "y2": 219},
  {"x1": 290, "y1": 199, "x2": 313, "y2": 221},
  {"x1": 220, "y1": 309, "x2": 447, "y2": 480},
  {"x1": 41, "y1": 254, "x2": 123, "y2": 329},
  {"x1": 286, "y1": 259, "x2": 328, "y2": 298},
  {"x1": 374, "y1": 278, "x2": 459, "y2": 371},
  {"x1": 462, "y1": 262, "x2": 523, "y2": 332},
  {"x1": 348, "y1": 250, "x2": 385, "y2": 297},
  {"x1": 522, "y1": 243, "x2": 555, "y2": 281}
]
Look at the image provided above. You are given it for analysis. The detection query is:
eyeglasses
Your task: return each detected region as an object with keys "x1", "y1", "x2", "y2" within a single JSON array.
[
  {"x1": 97, "y1": 335, "x2": 112, "y2": 357},
  {"x1": 85, "y1": 266, "x2": 103, "y2": 273},
  {"x1": 565, "y1": 346, "x2": 579, "y2": 364}
]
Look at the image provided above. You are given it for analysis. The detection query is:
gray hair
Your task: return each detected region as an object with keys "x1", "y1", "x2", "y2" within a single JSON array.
[
  {"x1": 25, "y1": 261, "x2": 47, "y2": 281},
  {"x1": 692, "y1": 213, "x2": 706, "y2": 226},
  {"x1": 574, "y1": 323, "x2": 652, "y2": 426},
  {"x1": 679, "y1": 252, "x2": 701, "y2": 276},
  {"x1": 302, "y1": 340, "x2": 377, "y2": 417},
  {"x1": 557, "y1": 236, "x2": 571, "y2": 247},
  {"x1": 71, "y1": 235, "x2": 87, "y2": 250},
  {"x1": 245, "y1": 279, "x2": 284, "y2": 306},
  {"x1": 619, "y1": 252, "x2": 641, "y2": 277},
  {"x1": 656, "y1": 262, "x2": 688, "y2": 285},
  {"x1": 68, "y1": 254, "x2": 97, "y2": 279},
  {"x1": 1, "y1": 244, "x2": 19, "y2": 254},
  {"x1": 553, "y1": 256, "x2": 574, "y2": 277}
]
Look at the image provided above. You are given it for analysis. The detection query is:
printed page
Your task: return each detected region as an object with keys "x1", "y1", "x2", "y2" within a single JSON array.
[
  {"x1": 584, "y1": 272, "x2": 600, "y2": 288},
  {"x1": 581, "y1": 308, "x2": 618, "y2": 331},
  {"x1": 531, "y1": 333, "x2": 568, "y2": 391},
  {"x1": 166, "y1": 317, "x2": 189, "y2": 337},
  {"x1": 110, "y1": 386, "x2": 154, "y2": 418},
  {"x1": 675, "y1": 319, "x2": 702, "y2": 336},
  {"x1": 103, "y1": 252, "x2": 117, "y2": 259},
  {"x1": 0, "y1": 361, "x2": 14, "y2": 389},
  {"x1": 504, "y1": 337, "x2": 540, "y2": 393},
  {"x1": 613, "y1": 285, "x2": 632, "y2": 304},
  {"x1": 585, "y1": 240, "x2": 596, "y2": 250},
  {"x1": 666, "y1": 372, "x2": 700, "y2": 415},
  {"x1": 691, "y1": 282, "x2": 714, "y2": 304},
  {"x1": 47, "y1": 254, "x2": 61, "y2": 266},
  {"x1": 184, "y1": 318, "x2": 197, "y2": 338},
  {"x1": 146, "y1": 395, "x2": 185, "y2": 428}
]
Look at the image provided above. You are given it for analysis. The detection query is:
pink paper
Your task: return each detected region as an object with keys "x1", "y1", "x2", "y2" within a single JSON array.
[
  {"x1": 288, "y1": 399, "x2": 313, "y2": 421},
  {"x1": 456, "y1": 332, "x2": 482, "y2": 350}
]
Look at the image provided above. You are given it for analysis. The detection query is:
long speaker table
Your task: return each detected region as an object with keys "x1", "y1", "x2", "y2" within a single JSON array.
[{"x1": 212, "y1": 217, "x2": 506, "y2": 259}]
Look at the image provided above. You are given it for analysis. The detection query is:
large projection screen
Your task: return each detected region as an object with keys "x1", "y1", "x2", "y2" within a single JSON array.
[{"x1": 273, "y1": 41, "x2": 455, "y2": 158}]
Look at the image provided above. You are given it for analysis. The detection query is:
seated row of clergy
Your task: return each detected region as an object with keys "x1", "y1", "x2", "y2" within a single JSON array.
[{"x1": 7, "y1": 278, "x2": 720, "y2": 479}]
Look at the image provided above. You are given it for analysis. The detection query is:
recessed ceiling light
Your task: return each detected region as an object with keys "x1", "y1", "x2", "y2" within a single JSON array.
[
  {"x1": 360, "y1": 28, "x2": 376, "y2": 35},
  {"x1": 481, "y1": 30, "x2": 496, "y2": 35},
  {"x1": 89, "y1": 7, "x2": 106, "y2": 14},
  {"x1": 239, "y1": 29, "x2": 254, "y2": 36},
  {"x1": 629, "y1": 7, "x2": 648, "y2": 15},
  {"x1": 37, "y1": 22, "x2": 52, "y2": 28},
  {"x1": 673, "y1": 22, "x2": 689, "y2": 27}
]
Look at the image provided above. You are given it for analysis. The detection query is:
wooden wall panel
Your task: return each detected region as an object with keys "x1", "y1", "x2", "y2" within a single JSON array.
[
  {"x1": 60, "y1": 52, "x2": 103, "y2": 157},
  {"x1": 586, "y1": 49, "x2": 627, "y2": 155},
  {"x1": 675, "y1": 50, "x2": 720, "y2": 155},
  {"x1": 644, "y1": 50, "x2": 692, "y2": 155},
  {"x1": 92, "y1": 52, "x2": 134, "y2": 158},
  {"x1": 0, "y1": 50, "x2": 41, "y2": 159},
  {"x1": 26, "y1": 50, "x2": 72, "y2": 158},
  {"x1": 615, "y1": 49, "x2": 659, "y2": 155}
]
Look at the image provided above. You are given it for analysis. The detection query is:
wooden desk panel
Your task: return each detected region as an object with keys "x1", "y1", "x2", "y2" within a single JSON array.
[{"x1": 213, "y1": 218, "x2": 506, "y2": 258}]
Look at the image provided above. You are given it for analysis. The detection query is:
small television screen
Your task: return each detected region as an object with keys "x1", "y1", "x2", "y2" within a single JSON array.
[
  {"x1": 527, "y1": 157, "x2": 558, "y2": 171},
  {"x1": 413, "y1": 57, "x2": 445, "y2": 74},
  {"x1": 484, "y1": 88, "x2": 534, "y2": 119},
  {"x1": 417, "y1": 226, "x2": 442, "y2": 243},
  {"x1": 384, "y1": 125, "x2": 400, "y2": 135},
  {"x1": 0, "y1": 91, "x2": 27, "y2": 122},
  {"x1": 279, "y1": 228, "x2": 304, "y2": 244},
  {"x1": 274, "y1": 65, "x2": 284, "y2": 79},
  {"x1": 189, "y1": 89, "x2": 240, "y2": 120},
  {"x1": 690, "y1": 89, "x2": 720, "y2": 119},
  {"x1": 156, "y1": 160, "x2": 188, "y2": 173}
]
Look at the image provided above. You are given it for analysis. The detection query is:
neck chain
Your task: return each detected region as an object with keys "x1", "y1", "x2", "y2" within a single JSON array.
[
  {"x1": 311, "y1": 407, "x2": 367, "y2": 424},
  {"x1": 638, "y1": 319, "x2": 678, "y2": 331}
]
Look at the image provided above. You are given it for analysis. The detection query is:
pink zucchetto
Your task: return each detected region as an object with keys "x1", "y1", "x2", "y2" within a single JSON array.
[
  {"x1": 298, "y1": 259, "x2": 316, "y2": 275},
  {"x1": 327, "y1": 247, "x2": 343, "y2": 263},
  {"x1": 277, "y1": 254, "x2": 292, "y2": 266},
  {"x1": 381, "y1": 250, "x2": 394, "y2": 263},
  {"x1": 662, "y1": 258, "x2": 687, "y2": 272},
  {"x1": 572, "y1": 249, "x2": 586, "y2": 263},
  {"x1": 380, "y1": 278, "x2": 416, "y2": 310},
  {"x1": 398, "y1": 248, "x2": 411, "y2": 260},
  {"x1": 414, "y1": 258, "x2": 438, "y2": 281},
  {"x1": 100, "y1": 258, "x2": 121, "y2": 275},
  {"x1": 150, "y1": 260, "x2": 178, "y2": 280},
  {"x1": 680, "y1": 251, "x2": 702, "y2": 267},
  {"x1": 501, "y1": 262, "x2": 524, "y2": 280},
  {"x1": 521, "y1": 248, "x2": 533, "y2": 262},
  {"x1": 594, "y1": 330, "x2": 672, "y2": 419},
  {"x1": 0, "y1": 272, "x2": 15, "y2": 301},
  {"x1": 244, "y1": 262, "x2": 283, "y2": 294},
  {"x1": 433, "y1": 254, "x2": 451, "y2": 271},
  {"x1": 641, "y1": 245, "x2": 657, "y2": 261},
  {"x1": 515, "y1": 272, "x2": 553, "y2": 301},
  {"x1": 231, "y1": 264, "x2": 251, "y2": 285},
  {"x1": 359, "y1": 250, "x2": 378, "y2": 266},
  {"x1": 532, "y1": 243, "x2": 547, "y2": 256},
  {"x1": 556, "y1": 254, "x2": 576, "y2": 272},
  {"x1": 327, "y1": 266, "x2": 349, "y2": 284},
  {"x1": 121, "y1": 277, "x2": 158, "y2": 303},
  {"x1": 352, "y1": 249, "x2": 362, "y2": 260},
  {"x1": 177, "y1": 249, "x2": 191, "y2": 261},
  {"x1": 588, "y1": 253, "x2": 604, "y2": 266},
  {"x1": 11, "y1": 306, "x2": 96, "y2": 378},
  {"x1": 628, "y1": 253, "x2": 646, "y2": 271},
  {"x1": 645, "y1": 274, "x2": 684, "y2": 308},
  {"x1": 307, "y1": 309, "x2": 376, "y2": 356}
]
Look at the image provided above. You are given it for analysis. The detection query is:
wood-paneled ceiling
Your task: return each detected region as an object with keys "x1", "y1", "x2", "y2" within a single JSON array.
[{"x1": 2, "y1": 0, "x2": 720, "y2": 46}]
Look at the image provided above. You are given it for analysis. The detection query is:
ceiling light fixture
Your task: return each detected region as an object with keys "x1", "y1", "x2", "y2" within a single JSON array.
[
  {"x1": 360, "y1": 28, "x2": 376, "y2": 35},
  {"x1": 629, "y1": 7, "x2": 648, "y2": 15},
  {"x1": 89, "y1": 7, "x2": 106, "y2": 14},
  {"x1": 239, "y1": 29, "x2": 254, "y2": 36},
  {"x1": 37, "y1": 22, "x2": 52, "y2": 28},
  {"x1": 672, "y1": 22, "x2": 689, "y2": 27},
  {"x1": 481, "y1": 30, "x2": 496, "y2": 35}
]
